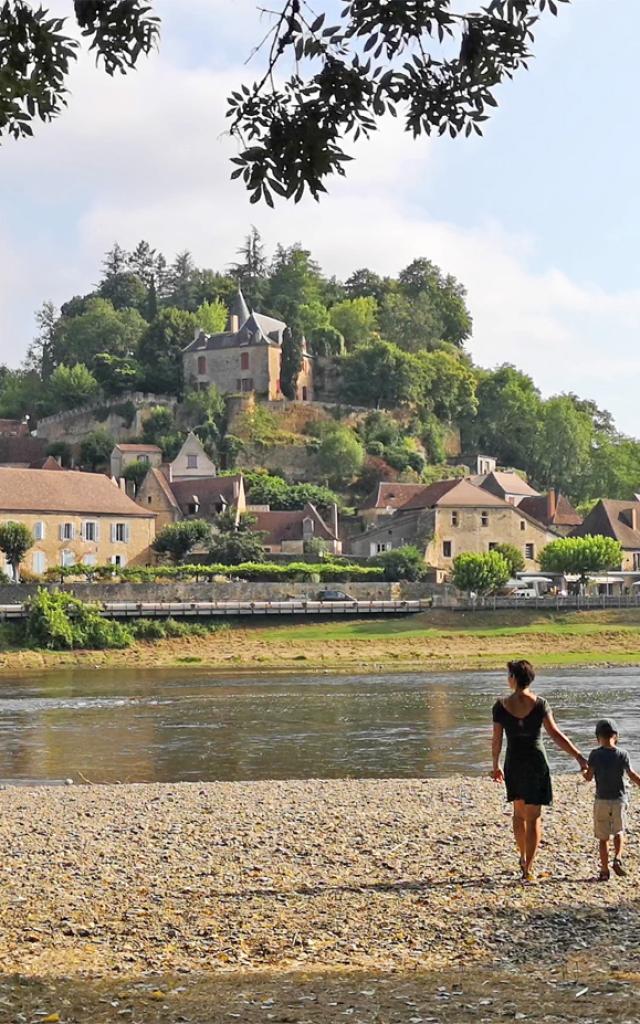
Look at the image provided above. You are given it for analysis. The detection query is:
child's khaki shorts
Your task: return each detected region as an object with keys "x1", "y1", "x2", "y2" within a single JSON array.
[{"x1": 594, "y1": 798, "x2": 627, "y2": 839}]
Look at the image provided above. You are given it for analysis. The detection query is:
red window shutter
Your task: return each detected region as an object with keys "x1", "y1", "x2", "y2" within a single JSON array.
[{"x1": 240, "y1": 352, "x2": 250, "y2": 370}]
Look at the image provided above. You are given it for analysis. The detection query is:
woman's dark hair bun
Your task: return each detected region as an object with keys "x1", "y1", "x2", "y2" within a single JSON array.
[{"x1": 507, "y1": 659, "x2": 535, "y2": 689}]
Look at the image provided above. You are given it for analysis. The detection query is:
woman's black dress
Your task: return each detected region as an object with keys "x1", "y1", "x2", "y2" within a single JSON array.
[{"x1": 492, "y1": 696, "x2": 553, "y2": 806}]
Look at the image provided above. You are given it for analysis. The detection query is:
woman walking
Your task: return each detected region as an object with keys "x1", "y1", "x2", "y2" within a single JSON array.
[{"x1": 491, "y1": 659, "x2": 587, "y2": 880}]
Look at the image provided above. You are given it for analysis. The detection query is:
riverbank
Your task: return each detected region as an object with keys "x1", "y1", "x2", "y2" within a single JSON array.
[
  {"x1": 1, "y1": 607, "x2": 640, "y2": 673},
  {"x1": 3, "y1": 776, "x2": 640, "y2": 1022}
]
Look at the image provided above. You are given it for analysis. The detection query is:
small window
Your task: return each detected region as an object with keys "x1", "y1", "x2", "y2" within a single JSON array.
[
  {"x1": 443, "y1": 541, "x2": 452, "y2": 558},
  {"x1": 451, "y1": 511, "x2": 459, "y2": 527},
  {"x1": 33, "y1": 521, "x2": 45, "y2": 541},
  {"x1": 60, "y1": 522, "x2": 74, "y2": 541},
  {"x1": 525, "y1": 543, "x2": 535, "y2": 560},
  {"x1": 240, "y1": 352, "x2": 250, "y2": 370},
  {"x1": 111, "y1": 554, "x2": 127, "y2": 568},
  {"x1": 83, "y1": 521, "x2": 98, "y2": 542},
  {"x1": 302, "y1": 386, "x2": 308, "y2": 401},
  {"x1": 240, "y1": 377, "x2": 254, "y2": 393},
  {"x1": 197, "y1": 355, "x2": 206, "y2": 374},
  {"x1": 376, "y1": 542, "x2": 392, "y2": 553},
  {"x1": 139, "y1": 454, "x2": 149, "y2": 464},
  {"x1": 187, "y1": 454, "x2": 198, "y2": 469},
  {"x1": 481, "y1": 512, "x2": 489, "y2": 527},
  {"x1": 60, "y1": 549, "x2": 75, "y2": 567},
  {"x1": 520, "y1": 520, "x2": 526, "y2": 531},
  {"x1": 112, "y1": 522, "x2": 130, "y2": 544},
  {"x1": 488, "y1": 542, "x2": 498, "y2": 551}
]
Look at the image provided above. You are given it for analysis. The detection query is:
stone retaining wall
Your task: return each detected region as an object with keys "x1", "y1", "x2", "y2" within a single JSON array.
[{"x1": 0, "y1": 581, "x2": 452, "y2": 605}]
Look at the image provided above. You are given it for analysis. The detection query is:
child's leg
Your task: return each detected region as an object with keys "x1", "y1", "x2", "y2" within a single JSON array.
[{"x1": 614, "y1": 832, "x2": 625, "y2": 861}]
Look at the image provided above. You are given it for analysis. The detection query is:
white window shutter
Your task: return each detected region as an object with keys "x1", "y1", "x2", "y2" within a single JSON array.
[
  {"x1": 111, "y1": 524, "x2": 116, "y2": 543},
  {"x1": 95, "y1": 521, "x2": 100, "y2": 542},
  {"x1": 124, "y1": 524, "x2": 131, "y2": 544},
  {"x1": 59, "y1": 523, "x2": 64, "y2": 541}
]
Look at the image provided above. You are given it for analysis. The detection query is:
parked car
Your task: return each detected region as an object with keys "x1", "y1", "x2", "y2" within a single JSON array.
[
  {"x1": 317, "y1": 590, "x2": 357, "y2": 602},
  {"x1": 514, "y1": 586, "x2": 538, "y2": 599}
]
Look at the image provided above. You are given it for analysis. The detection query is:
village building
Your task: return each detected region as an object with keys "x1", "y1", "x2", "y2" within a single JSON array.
[
  {"x1": 471, "y1": 470, "x2": 540, "y2": 506},
  {"x1": 182, "y1": 289, "x2": 314, "y2": 402},
  {"x1": 0, "y1": 467, "x2": 155, "y2": 576},
  {"x1": 518, "y1": 489, "x2": 582, "y2": 536},
  {"x1": 170, "y1": 432, "x2": 217, "y2": 480},
  {"x1": 252, "y1": 503, "x2": 341, "y2": 556},
  {"x1": 358, "y1": 482, "x2": 433, "y2": 526},
  {"x1": 136, "y1": 470, "x2": 246, "y2": 532},
  {"x1": 0, "y1": 433, "x2": 49, "y2": 468},
  {"x1": 571, "y1": 499, "x2": 640, "y2": 571},
  {"x1": 348, "y1": 478, "x2": 556, "y2": 572},
  {"x1": 110, "y1": 443, "x2": 163, "y2": 479}
]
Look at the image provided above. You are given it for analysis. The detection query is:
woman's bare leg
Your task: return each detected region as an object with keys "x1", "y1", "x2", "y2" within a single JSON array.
[
  {"x1": 523, "y1": 804, "x2": 542, "y2": 872},
  {"x1": 512, "y1": 800, "x2": 526, "y2": 865}
]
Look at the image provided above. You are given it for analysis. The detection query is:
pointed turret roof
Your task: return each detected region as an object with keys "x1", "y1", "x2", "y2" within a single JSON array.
[{"x1": 229, "y1": 287, "x2": 250, "y2": 327}]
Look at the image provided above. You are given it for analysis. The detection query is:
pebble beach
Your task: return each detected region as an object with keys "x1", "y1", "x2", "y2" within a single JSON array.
[{"x1": 3, "y1": 776, "x2": 640, "y2": 1021}]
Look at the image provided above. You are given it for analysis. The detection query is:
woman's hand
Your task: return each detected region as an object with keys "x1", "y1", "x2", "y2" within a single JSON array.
[
  {"x1": 576, "y1": 753, "x2": 588, "y2": 771},
  {"x1": 491, "y1": 767, "x2": 504, "y2": 783}
]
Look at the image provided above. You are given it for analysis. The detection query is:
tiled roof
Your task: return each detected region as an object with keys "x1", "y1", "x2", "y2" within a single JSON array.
[
  {"x1": 519, "y1": 493, "x2": 582, "y2": 528},
  {"x1": 475, "y1": 471, "x2": 539, "y2": 499},
  {"x1": 170, "y1": 476, "x2": 242, "y2": 510},
  {"x1": 400, "y1": 479, "x2": 507, "y2": 511},
  {"x1": 572, "y1": 500, "x2": 640, "y2": 549},
  {"x1": 114, "y1": 443, "x2": 162, "y2": 453},
  {"x1": 253, "y1": 503, "x2": 337, "y2": 544},
  {"x1": 40, "y1": 456, "x2": 64, "y2": 471},
  {"x1": 0, "y1": 419, "x2": 28, "y2": 436},
  {"x1": 0, "y1": 468, "x2": 154, "y2": 517},
  {"x1": 360, "y1": 482, "x2": 428, "y2": 511},
  {"x1": 0, "y1": 435, "x2": 48, "y2": 466}
]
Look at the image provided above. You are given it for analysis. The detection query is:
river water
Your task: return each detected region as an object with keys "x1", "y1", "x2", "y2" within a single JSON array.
[{"x1": 0, "y1": 666, "x2": 639, "y2": 784}]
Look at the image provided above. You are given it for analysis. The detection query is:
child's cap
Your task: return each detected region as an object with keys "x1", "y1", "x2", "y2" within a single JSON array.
[{"x1": 595, "y1": 718, "x2": 619, "y2": 738}]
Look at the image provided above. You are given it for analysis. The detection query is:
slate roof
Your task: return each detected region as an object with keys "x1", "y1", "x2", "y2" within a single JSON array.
[
  {"x1": 229, "y1": 288, "x2": 250, "y2": 324},
  {"x1": 400, "y1": 479, "x2": 508, "y2": 511},
  {"x1": 0, "y1": 468, "x2": 153, "y2": 517},
  {"x1": 572, "y1": 500, "x2": 640, "y2": 549},
  {"x1": 360, "y1": 482, "x2": 428, "y2": 512},
  {"x1": 253, "y1": 503, "x2": 338, "y2": 544},
  {"x1": 183, "y1": 310, "x2": 287, "y2": 354},
  {"x1": 519, "y1": 493, "x2": 582, "y2": 529}
]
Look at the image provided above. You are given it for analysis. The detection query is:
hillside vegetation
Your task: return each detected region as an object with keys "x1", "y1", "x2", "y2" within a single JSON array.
[{"x1": 6, "y1": 229, "x2": 640, "y2": 505}]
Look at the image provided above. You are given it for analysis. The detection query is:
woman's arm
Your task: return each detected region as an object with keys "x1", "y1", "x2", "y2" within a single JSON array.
[
  {"x1": 491, "y1": 722, "x2": 504, "y2": 781},
  {"x1": 543, "y1": 711, "x2": 587, "y2": 768}
]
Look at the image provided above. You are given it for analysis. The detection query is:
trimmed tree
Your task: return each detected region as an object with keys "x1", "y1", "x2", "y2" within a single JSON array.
[
  {"x1": 452, "y1": 551, "x2": 510, "y2": 596},
  {"x1": 374, "y1": 546, "x2": 426, "y2": 582},
  {"x1": 0, "y1": 521, "x2": 34, "y2": 582},
  {"x1": 492, "y1": 543, "x2": 525, "y2": 578},
  {"x1": 152, "y1": 520, "x2": 212, "y2": 563},
  {"x1": 209, "y1": 512, "x2": 266, "y2": 565},
  {"x1": 540, "y1": 535, "x2": 623, "y2": 582}
]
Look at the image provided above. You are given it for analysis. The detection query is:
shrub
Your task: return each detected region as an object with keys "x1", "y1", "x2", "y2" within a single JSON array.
[
  {"x1": 374, "y1": 546, "x2": 426, "y2": 581},
  {"x1": 25, "y1": 590, "x2": 133, "y2": 650}
]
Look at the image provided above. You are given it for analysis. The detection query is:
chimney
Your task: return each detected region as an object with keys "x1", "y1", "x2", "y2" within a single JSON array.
[
  {"x1": 229, "y1": 314, "x2": 240, "y2": 333},
  {"x1": 331, "y1": 502, "x2": 339, "y2": 538},
  {"x1": 547, "y1": 488, "x2": 557, "y2": 522},
  {"x1": 118, "y1": 477, "x2": 127, "y2": 492},
  {"x1": 631, "y1": 506, "x2": 639, "y2": 532}
]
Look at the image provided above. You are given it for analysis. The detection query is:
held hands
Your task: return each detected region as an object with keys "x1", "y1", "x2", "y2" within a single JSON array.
[
  {"x1": 491, "y1": 767, "x2": 504, "y2": 783},
  {"x1": 576, "y1": 753, "x2": 588, "y2": 772}
]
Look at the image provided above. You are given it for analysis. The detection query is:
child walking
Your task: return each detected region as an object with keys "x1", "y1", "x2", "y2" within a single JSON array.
[{"x1": 583, "y1": 719, "x2": 640, "y2": 881}]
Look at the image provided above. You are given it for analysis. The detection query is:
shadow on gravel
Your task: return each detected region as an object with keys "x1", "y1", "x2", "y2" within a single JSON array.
[{"x1": 2, "y1": 965, "x2": 640, "y2": 1023}]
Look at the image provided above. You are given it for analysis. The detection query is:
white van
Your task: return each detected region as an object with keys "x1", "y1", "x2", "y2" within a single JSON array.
[{"x1": 514, "y1": 586, "x2": 538, "y2": 600}]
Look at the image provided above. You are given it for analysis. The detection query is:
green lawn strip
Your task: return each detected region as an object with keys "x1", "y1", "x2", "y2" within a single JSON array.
[{"x1": 253, "y1": 618, "x2": 640, "y2": 644}]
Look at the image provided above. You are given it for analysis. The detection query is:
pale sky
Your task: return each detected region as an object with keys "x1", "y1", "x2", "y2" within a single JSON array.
[{"x1": 1, "y1": 0, "x2": 639, "y2": 435}]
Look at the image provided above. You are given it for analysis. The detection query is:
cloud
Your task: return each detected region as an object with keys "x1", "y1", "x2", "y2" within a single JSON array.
[{"x1": 0, "y1": 2, "x2": 638, "y2": 436}]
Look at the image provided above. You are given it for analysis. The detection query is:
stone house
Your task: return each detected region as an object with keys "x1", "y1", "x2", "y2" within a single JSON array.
[
  {"x1": 518, "y1": 489, "x2": 582, "y2": 537},
  {"x1": 253, "y1": 503, "x2": 341, "y2": 555},
  {"x1": 471, "y1": 470, "x2": 540, "y2": 506},
  {"x1": 182, "y1": 289, "x2": 314, "y2": 402},
  {"x1": 358, "y1": 482, "x2": 433, "y2": 526},
  {"x1": 571, "y1": 499, "x2": 640, "y2": 570},
  {"x1": 110, "y1": 443, "x2": 163, "y2": 479},
  {"x1": 0, "y1": 467, "x2": 155, "y2": 576},
  {"x1": 136, "y1": 470, "x2": 246, "y2": 532},
  {"x1": 348, "y1": 478, "x2": 556, "y2": 572},
  {"x1": 170, "y1": 432, "x2": 216, "y2": 480}
]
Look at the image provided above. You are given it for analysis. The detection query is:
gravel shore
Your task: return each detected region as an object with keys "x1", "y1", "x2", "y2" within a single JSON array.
[{"x1": 2, "y1": 776, "x2": 640, "y2": 1020}]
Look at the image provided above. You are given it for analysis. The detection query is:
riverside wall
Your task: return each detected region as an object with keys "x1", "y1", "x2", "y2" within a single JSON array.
[{"x1": 0, "y1": 581, "x2": 453, "y2": 605}]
